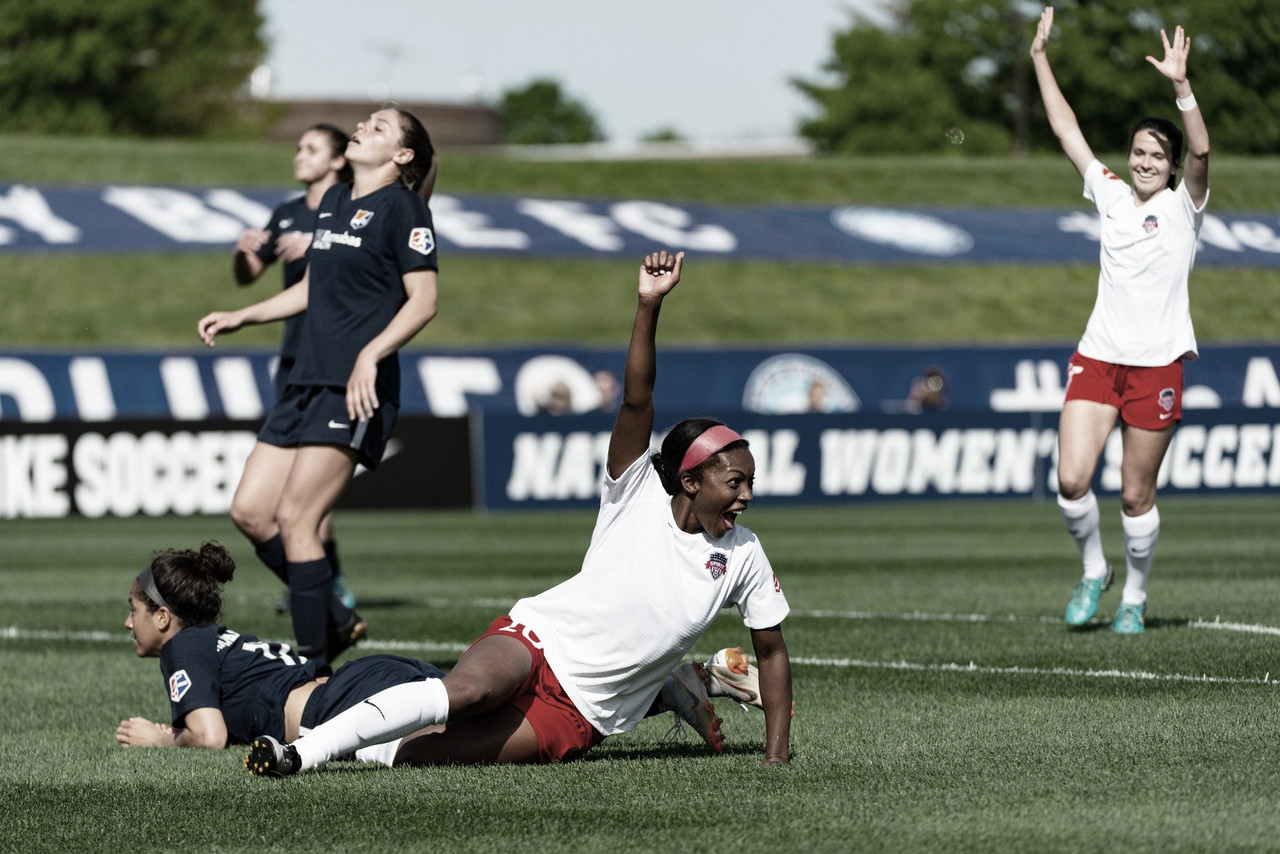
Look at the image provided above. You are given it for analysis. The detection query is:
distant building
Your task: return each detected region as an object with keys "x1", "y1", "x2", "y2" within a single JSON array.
[{"x1": 261, "y1": 99, "x2": 500, "y2": 147}]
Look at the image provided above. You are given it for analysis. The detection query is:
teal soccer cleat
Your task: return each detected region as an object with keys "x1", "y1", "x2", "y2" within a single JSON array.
[
  {"x1": 1111, "y1": 603, "x2": 1146, "y2": 634},
  {"x1": 1065, "y1": 563, "x2": 1113, "y2": 627}
]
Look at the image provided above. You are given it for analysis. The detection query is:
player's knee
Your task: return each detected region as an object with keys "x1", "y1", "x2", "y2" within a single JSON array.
[
  {"x1": 229, "y1": 497, "x2": 273, "y2": 540},
  {"x1": 1056, "y1": 470, "x2": 1092, "y2": 501},
  {"x1": 1119, "y1": 489, "x2": 1155, "y2": 517},
  {"x1": 441, "y1": 676, "x2": 494, "y2": 717}
]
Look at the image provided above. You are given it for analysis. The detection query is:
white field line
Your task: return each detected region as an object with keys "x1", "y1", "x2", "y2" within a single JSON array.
[
  {"x1": 4, "y1": 609, "x2": 1279, "y2": 687},
  {"x1": 792, "y1": 609, "x2": 1280, "y2": 637},
  {"x1": 791, "y1": 656, "x2": 1278, "y2": 687}
]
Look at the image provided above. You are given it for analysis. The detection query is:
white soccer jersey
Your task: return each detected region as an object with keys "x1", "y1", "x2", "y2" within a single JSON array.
[
  {"x1": 1077, "y1": 158, "x2": 1206, "y2": 367},
  {"x1": 508, "y1": 454, "x2": 789, "y2": 736}
]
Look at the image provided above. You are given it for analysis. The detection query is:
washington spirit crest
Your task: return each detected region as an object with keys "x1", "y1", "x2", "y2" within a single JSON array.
[
  {"x1": 1142, "y1": 215, "x2": 1159, "y2": 234},
  {"x1": 705, "y1": 552, "x2": 728, "y2": 580},
  {"x1": 1159, "y1": 387, "x2": 1176, "y2": 412}
]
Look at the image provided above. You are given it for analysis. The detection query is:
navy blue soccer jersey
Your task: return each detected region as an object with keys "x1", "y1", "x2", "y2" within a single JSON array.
[
  {"x1": 158, "y1": 624, "x2": 322, "y2": 746},
  {"x1": 253, "y1": 195, "x2": 318, "y2": 364},
  {"x1": 289, "y1": 181, "x2": 438, "y2": 404}
]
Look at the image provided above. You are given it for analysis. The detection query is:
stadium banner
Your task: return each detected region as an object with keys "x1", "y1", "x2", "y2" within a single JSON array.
[
  {"x1": 479, "y1": 408, "x2": 1280, "y2": 510},
  {"x1": 3, "y1": 183, "x2": 1280, "y2": 267},
  {"x1": 0, "y1": 416, "x2": 472, "y2": 520},
  {"x1": 2, "y1": 344, "x2": 1278, "y2": 424}
]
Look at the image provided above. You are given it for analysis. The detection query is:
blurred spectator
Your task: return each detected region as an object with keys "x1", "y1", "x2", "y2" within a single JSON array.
[
  {"x1": 593, "y1": 368, "x2": 621, "y2": 412},
  {"x1": 536, "y1": 380, "x2": 575, "y2": 415}
]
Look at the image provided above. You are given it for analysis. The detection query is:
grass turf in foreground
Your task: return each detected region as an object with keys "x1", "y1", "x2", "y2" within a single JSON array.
[{"x1": 1, "y1": 496, "x2": 1277, "y2": 852}]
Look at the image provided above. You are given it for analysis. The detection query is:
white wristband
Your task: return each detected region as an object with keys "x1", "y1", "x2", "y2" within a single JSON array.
[{"x1": 1176, "y1": 93, "x2": 1198, "y2": 111}]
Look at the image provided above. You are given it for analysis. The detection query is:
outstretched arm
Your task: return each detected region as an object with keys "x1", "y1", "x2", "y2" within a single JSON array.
[
  {"x1": 749, "y1": 625, "x2": 792, "y2": 766},
  {"x1": 606, "y1": 251, "x2": 684, "y2": 479},
  {"x1": 1029, "y1": 6, "x2": 1095, "y2": 178},
  {"x1": 197, "y1": 274, "x2": 310, "y2": 347},
  {"x1": 1147, "y1": 25, "x2": 1209, "y2": 206}
]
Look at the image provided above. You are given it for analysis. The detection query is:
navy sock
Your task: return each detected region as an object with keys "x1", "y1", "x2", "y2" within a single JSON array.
[
  {"x1": 324, "y1": 539, "x2": 343, "y2": 578},
  {"x1": 287, "y1": 557, "x2": 335, "y2": 659},
  {"x1": 254, "y1": 534, "x2": 288, "y2": 584}
]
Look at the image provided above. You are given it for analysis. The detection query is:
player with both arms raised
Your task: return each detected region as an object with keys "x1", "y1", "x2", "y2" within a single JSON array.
[{"x1": 1031, "y1": 6, "x2": 1210, "y2": 633}]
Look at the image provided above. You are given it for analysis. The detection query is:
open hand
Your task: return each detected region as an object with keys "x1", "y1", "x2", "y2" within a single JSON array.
[
  {"x1": 1030, "y1": 6, "x2": 1053, "y2": 58},
  {"x1": 1146, "y1": 25, "x2": 1189, "y2": 84}
]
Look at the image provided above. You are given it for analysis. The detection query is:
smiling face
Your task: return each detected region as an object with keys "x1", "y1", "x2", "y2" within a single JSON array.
[
  {"x1": 346, "y1": 109, "x2": 412, "y2": 170},
  {"x1": 292, "y1": 128, "x2": 345, "y2": 186},
  {"x1": 680, "y1": 446, "x2": 756, "y2": 539},
  {"x1": 125, "y1": 585, "x2": 169, "y2": 658},
  {"x1": 1128, "y1": 129, "x2": 1175, "y2": 202}
]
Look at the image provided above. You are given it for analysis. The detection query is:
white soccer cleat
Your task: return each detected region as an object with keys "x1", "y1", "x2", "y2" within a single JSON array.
[
  {"x1": 703, "y1": 647, "x2": 763, "y2": 710},
  {"x1": 658, "y1": 661, "x2": 725, "y2": 754}
]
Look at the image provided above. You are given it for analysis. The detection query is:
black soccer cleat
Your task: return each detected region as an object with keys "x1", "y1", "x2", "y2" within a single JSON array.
[
  {"x1": 326, "y1": 610, "x2": 368, "y2": 663},
  {"x1": 244, "y1": 735, "x2": 302, "y2": 778}
]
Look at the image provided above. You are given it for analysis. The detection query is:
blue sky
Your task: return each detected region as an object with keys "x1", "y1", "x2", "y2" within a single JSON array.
[{"x1": 258, "y1": 0, "x2": 894, "y2": 145}]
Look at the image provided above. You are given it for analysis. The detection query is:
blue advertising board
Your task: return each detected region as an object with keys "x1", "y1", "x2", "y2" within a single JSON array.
[
  {"x1": 3, "y1": 183, "x2": 1280, "y2": 267},
  {"x1": 3, "y1": 344, "x2": 1278, "y2": 423},
  {"x1": 479, "y1": 408, "x2": 1280, "y2": 510}
]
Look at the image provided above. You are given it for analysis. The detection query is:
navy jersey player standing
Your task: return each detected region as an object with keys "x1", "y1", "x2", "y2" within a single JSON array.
[
  {"x1": 199, "y1": 108, "x2": 440, "y2": 665},
  {"x1": 232, "y1": 123, "x2": 358, "y2": 617},
  {"x1": 116, "y1": 542, "x2": 444, "y2": 753}
]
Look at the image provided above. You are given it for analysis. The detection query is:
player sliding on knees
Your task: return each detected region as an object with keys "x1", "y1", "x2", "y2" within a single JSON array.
[{"x1": 245, "y1": 250, "x2": 794, "y2": 775}]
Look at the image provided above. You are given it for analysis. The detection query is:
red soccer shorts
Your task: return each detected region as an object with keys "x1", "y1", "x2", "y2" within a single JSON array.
[
  {"x1": 1063, "y1": 351, "x2": 1183, "y2": 430},
  {"x1": 468, "y1": 617, "x2": 604, "y2": 763}
]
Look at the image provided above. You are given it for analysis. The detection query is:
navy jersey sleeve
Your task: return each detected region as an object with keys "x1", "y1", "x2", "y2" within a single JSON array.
[
  {"x1": 390, "y1": 192, "x2": 438, "y2": 275},
  {"x1": 158, "y1": 625, "x2": 225, "y2": 727}
]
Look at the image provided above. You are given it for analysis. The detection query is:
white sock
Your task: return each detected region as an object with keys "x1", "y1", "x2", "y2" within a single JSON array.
[
  {"x1": 354, "y1": 738, "x2": 404, "y2": 767},
  {"x1": 1121, "y1": 506, "x2": 1160, "y2": 606},
  {"x1": 1058, "y1": 491, "x2": 1108, "y2": 578},
  {"x1": 293, "y1": 679, "x2": 449, "y2": 771}
]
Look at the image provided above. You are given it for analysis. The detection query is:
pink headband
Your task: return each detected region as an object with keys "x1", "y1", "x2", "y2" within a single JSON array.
[{"x1": 678, "y1": 425, "x2": 744, "y2": 474}]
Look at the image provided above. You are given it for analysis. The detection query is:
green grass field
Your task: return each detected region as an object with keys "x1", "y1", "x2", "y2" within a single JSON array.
[{"x1": 2, "y1": 497, "x2": 1278, "y2": 852}]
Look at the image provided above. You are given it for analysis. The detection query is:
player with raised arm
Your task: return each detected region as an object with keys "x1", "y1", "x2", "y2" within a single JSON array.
[
  {"x1": 1031, "y1": 6, "x2": 1209, "y2": 633},
  {"x1": 243, "y1": 251, "x2": 794, "y2": 775}
]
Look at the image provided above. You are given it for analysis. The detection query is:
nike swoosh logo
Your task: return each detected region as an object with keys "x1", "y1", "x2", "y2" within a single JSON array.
[
  {"x1": 328, "y1": 419, "x2": 348, "y2": 429},
  {"x1": 1159, "y1": 412, "x2": 1174, "y2": 420},
  {"x1": 318, "y1": 212, "x2": 332, "y2": 219},
  {"x1": 279, "y1": 219, "x2": 294, "y2": 229}
]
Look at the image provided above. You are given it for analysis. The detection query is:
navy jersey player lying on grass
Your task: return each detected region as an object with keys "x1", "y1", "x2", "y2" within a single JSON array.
[
  {"x1": 117, "y1": 542, "x2": 444, "y2": 752},
  {"x1": 243, "y1": 251, "x2": 793, "y2": 776},
  {"x1": 117, "y1": 541, "x2": 767, "y2": 756}
]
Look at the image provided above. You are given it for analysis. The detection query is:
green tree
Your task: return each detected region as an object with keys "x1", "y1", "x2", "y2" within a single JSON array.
[
  {"x1": 796, "y1": 0, "x2": 1280, "y2": 155},
  {"x1": 499, "y1": 79, "x2": 605, "y2": 145},
  {"x1": 0, "y1": 0, "x2": 265, "y2": 137}
]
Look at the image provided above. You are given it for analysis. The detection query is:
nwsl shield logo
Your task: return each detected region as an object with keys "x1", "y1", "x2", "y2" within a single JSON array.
[
  {"x1": 169, "y1": 669, "x2": 192, "y2": 701},
  {"x1": 409, "y1": 227, "x2": 435, "y2": 256},
  {"x1": 350, "y1": 209, "x2": 375, "y2": 230},
  {"x1": 1142, "y1": 215, "x2": 1159, "y2": 234},
  {"x1": 705, "y1": 552, "x2": 728, "y2": 580}
]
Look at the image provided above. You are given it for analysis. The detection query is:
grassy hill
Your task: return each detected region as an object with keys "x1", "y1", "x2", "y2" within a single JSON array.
[{"x1": 3, "y1": 136, "x2": 1277, "y2": 346}]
